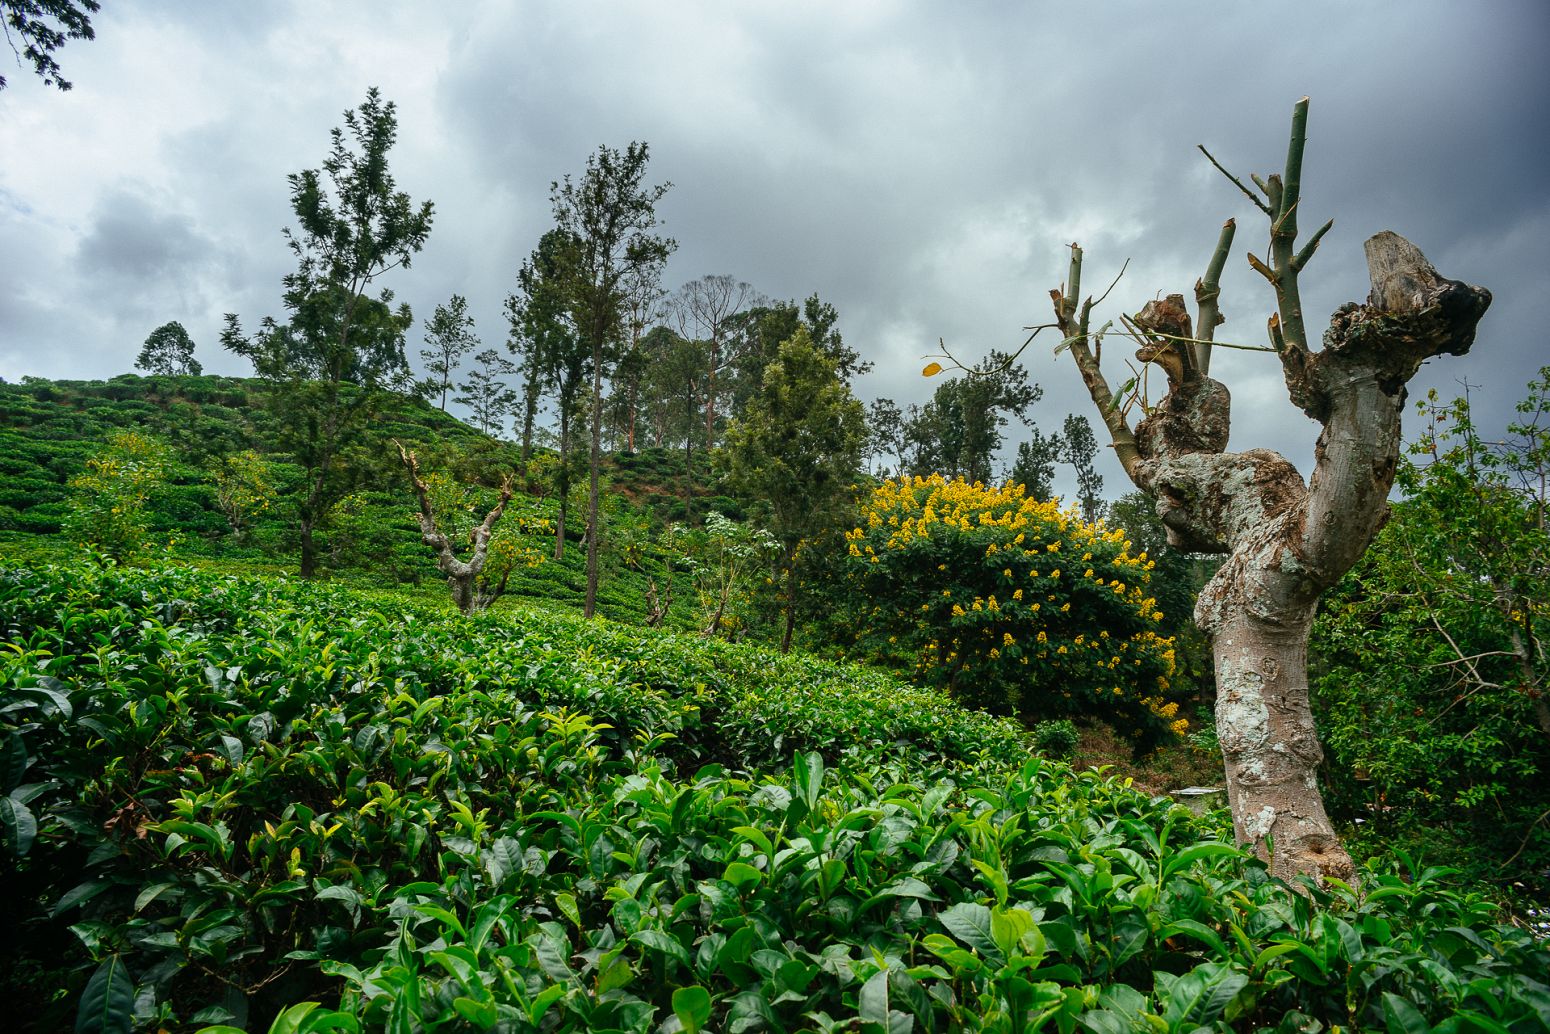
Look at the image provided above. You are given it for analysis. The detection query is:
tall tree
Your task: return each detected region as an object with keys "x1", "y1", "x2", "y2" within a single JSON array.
[
  {"x1": 865, "y1": 397, "x2": 906, "y2": 477},
  {"x1": 1060, "y1": 413, "x2": 1105, "y2": 521},
  {"x1": 729, "y1": 294, "x2": 871, "y2": 418},
  {"x1": 455, "y1": 348, "x2": 517, "y2": 437},
  {"x1": 1044, "y1": 99, "x2": 1489, "y2": 882},
  {"x1": 222, "y1": 87, "x2": 433, "y2": 578},
  {"x1": 641, "y1": 327, "x2": 707, "y2": 513},
  {"x1": 1010, "y1": 426, "x2": 1061, "y2": 500},
  {"x1": 420, "y1": 294, "x2": 478, "y2": 410},
  {"x1": 136, "y1": 321, "x2": 202, "y2": 376},
  {"x1": 0, "y1": 0, "x2": 97, "y2": 91},
  {"x1": 911, "y1": 350, "x2": 1041, "y2": 482},
  {"x1": 607, "y1": 265, "x2": 667, "y2": 451},
  {"x1": 672, "y1": 274, "x2": 763, "y2": 451},
  {"x1": 725, "y1": 327, "x2": 867, "y2": 652},
  {"x1": 506, "y1": 228, "x2": 588, "y2": 556},
  {"x1": 548, "y1": 142, "x2": 675, "y2": 619}
]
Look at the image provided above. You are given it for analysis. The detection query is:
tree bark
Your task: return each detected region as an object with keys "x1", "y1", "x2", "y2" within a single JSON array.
[
  {"x1": 299, "y1": 518, "x2": 318, "y2": 580},
  {"x1": 781, "y1": 546, "x2": 798, "y2": 654},
  {"x1": 554, "y1": 403, "x2": 569, "y2": 561},
  {"x1": 1052, "y1": 104, "x2": 1490, "y2": 883}
]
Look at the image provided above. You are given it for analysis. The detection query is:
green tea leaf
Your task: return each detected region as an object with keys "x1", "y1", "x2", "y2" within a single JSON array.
[
  {"x1": 672, "y1": 985, "x2": 712, "y2": 1034},
  {"x1": 75, "y1": 956, "x2": 134, "y2": 1034}
]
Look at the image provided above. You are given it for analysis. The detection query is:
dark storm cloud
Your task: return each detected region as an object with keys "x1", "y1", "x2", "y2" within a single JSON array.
[{"x1": 2, "y1": 0, "x2": 1544, "y2": 498}]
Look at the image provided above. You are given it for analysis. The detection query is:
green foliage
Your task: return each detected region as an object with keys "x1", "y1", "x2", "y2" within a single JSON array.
[
  {"x1": 136, "y1": 321, "x2": 202, "y2": 377},
  {"x1": 61, "y1": 428, "x2": 169, "y2": 557},
  {"x1": 0, "y1": 0, "x2": 98, "y2": 91},
  {"x1": 3, "y1": 562, "x2": 1545, "y2": 1032},
  {"x1": 419, "y1": 293, "x2": 478, "y2": 410},
  {"x1": 903, "y1": 353, "x2": 1040, "y2": 484},
  {"x1": 221, "y1": 87, "x2": 433, "y2": 577},
  {"x1": 213, "y1": 449, "x2": 275, "y2": 539},
  {"x1": 667, "y1": 512, "x2": 779, "y2": 639},
  {"x1": 1312, "y1": 373, "x2": 1550, "y2": 896},
  {"x1": 454, "y1": 348, "x2": 515, "y2": 437},
  {"x1": 839, "y1": 475, "x2": 1185, "y2": 749},
  {"x1": 1032, "y1": 719, "x2": 1080, "y2": 761},
  {"x1": 724, "y1": 327, "x2": 868, "y2": 647}
]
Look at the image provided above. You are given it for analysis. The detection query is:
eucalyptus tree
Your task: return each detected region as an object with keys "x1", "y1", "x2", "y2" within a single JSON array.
[
  {"x1": 1060, "y1": 414, "x2": 1104, "y2": 521},
  {"x1": 506, "y1": 227, "x2": 587, "y2": 557},
  {"x1": 454, "y1": 348, "x2": 517, "y2": 437},
  {"x1": 607, "y1": 265, "x2": 667, "y2": 452},
  {"x1": 641, "y1": 327, "x2": 709, "y2": 515},
  {"x1": 420, "y1": 294, "x2": 478, "y2": 410},
  {"x1": 1039, "y1": 99, "x2": 1489, "y2": 882},
  {"x1": 548, "y1": 142, "x2": 674, "y2": 618},
  {"x1": 221, "y1": 87, "x2": 433, "y2": 578}
]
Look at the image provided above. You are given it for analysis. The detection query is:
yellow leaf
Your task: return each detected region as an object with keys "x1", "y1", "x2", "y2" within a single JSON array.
[{"x1": 922, "y1": 361, "x2": 943, "y2": 377}]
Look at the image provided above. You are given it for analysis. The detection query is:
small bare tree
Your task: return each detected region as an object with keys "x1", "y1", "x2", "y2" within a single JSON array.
[
  {"x1": 1042, "y1": 99, "x2": 1490, "y2": 882},
  {"x1": 396, "y1": 442, "x2": 515, "y2": 615}
]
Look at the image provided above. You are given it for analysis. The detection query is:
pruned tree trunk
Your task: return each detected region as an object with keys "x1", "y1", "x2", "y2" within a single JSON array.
[
  {"x1": 396, "y1": 442, "x2": 514, "y2": 616},
  {"x1": 1049, "y1": 99, "x2": 1490, "y2": 884},
  {"x1": 645, "y1": 575, "x2": 672, "y2": 627}
]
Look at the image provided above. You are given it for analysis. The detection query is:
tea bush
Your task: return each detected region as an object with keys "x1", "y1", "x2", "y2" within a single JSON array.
[
  {"x1": 1032, "y1": 719, "x2": 1080, "y2": 761},
  {"x1": 2, "y1": 562, "x2": 1546, "y2": 1033},
  {"x1": 839, "y1": 476, "x2": 1184, "y2": 748}
]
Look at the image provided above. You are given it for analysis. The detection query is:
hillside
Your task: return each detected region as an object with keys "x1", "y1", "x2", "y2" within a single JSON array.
[{"x1": 0, "y1": 374, "x2": 724, "y2": 628}]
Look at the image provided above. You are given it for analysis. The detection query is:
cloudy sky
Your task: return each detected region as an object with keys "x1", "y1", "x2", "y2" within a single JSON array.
[{"x1": 2, "y1": 1, "x2": 1545, "y2": 499}]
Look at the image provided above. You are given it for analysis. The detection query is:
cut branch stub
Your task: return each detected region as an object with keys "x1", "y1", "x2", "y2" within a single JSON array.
[{"x1": 1364, "y1": 230, "x2": 1492, "y2": 356}]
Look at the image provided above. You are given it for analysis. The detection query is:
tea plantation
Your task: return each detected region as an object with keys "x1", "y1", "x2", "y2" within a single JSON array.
[{"x1": 2, "y1": 562, "x2": 1545, "y2": 1033}]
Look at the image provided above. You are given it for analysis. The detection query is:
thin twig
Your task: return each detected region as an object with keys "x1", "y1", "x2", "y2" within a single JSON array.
[
  {"x1": 1198, "y1": 144, "x2": 1273, "y2": 216},
  {"x1": 1090, "y1": 257, "x2": 1131, "y2": 309},
  {"x1": 1502, "y1": 806, "x2": 1550, "y2": 868}
]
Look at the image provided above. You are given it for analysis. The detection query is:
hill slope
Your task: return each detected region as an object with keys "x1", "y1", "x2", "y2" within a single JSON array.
[{"x1": 0, "y1": 373, "x2": 710, "y2": 625}]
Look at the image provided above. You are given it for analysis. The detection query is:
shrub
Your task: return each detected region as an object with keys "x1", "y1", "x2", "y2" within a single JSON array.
[
  {"x1": 60, "y1": 429, "x2": 169, "y2": 557},
  {"x1": 1032, "y1": 718, "x2": 1080, "y2": 760},
  {"x1": 840, "y1": 475, "x2": 1183, "y2": 748}
]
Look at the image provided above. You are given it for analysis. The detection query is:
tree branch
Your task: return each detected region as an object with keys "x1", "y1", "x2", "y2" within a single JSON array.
[
  {"x1": 1193, "y1": 218, "x2": 1236, "y2": 375},
  {"x1": 1198, "y1": 145, "x2": 1273, "y2": 217},
  {"x1": 1052, "y1": 244, "x2": 1143, "y2": 484}
]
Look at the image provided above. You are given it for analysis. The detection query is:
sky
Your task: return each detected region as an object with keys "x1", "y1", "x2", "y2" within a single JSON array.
[{"x1": 2, "y1": 0, "x2": 1546, "y2": 501}]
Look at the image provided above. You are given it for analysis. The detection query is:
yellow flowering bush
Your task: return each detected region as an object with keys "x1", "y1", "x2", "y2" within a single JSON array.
[
  {"x1": 840, "y1": 475, "x2": 1184, "y2": 747},
  {"x1": 62, "y1": 429, "x2": 169, "y2": 558}
]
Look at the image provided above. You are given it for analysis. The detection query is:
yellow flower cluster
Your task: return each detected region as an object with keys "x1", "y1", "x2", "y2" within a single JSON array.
[{"x1": 843, "y1": 474, "x2": 1185, "y2": 740}]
